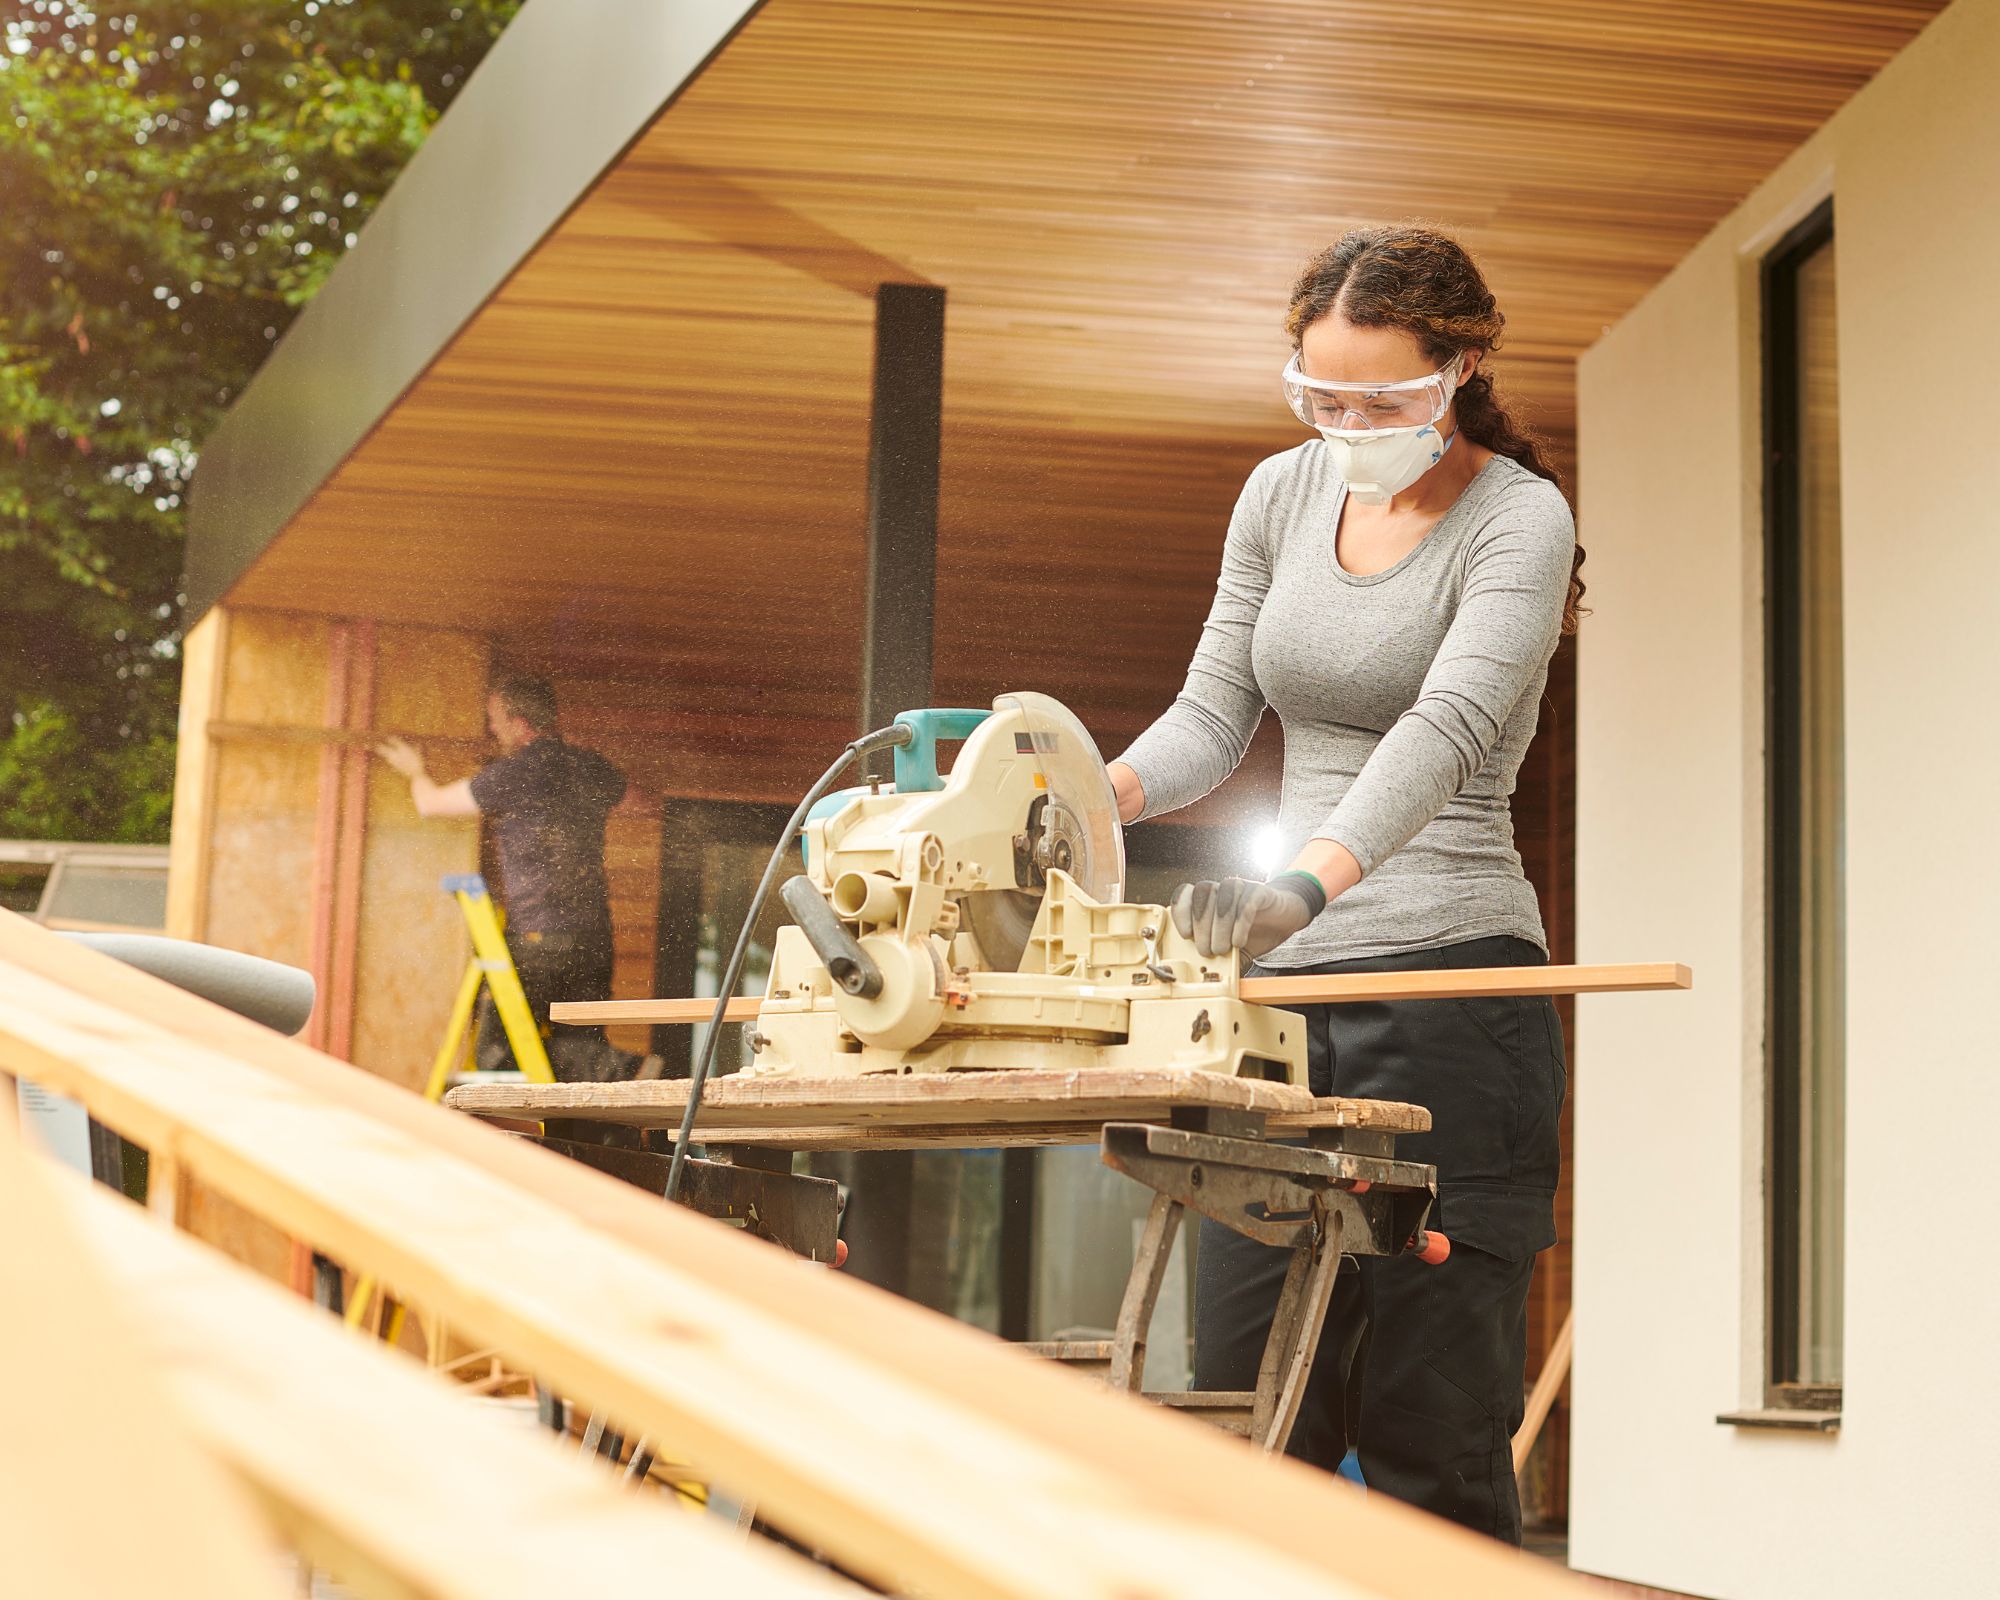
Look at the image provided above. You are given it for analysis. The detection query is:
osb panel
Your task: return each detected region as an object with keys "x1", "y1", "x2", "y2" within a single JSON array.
[
  {"x1": 203, "y1": 611, "x2": 332, "y2": 969},
  {"x1": 217, "y1": 609, "x2": 336, "y2": 726},
  {"x1": 203, "y1": 798, "x2": 319, "y2": 971},
  {"x1": 349, "y1": 625, "x2": 489, "y2": 1091},
  {"x1": 371, "y1": 623, "x2": 491, "y2": 742},
  {"x1": 352, "y1": 789, "x2": 482, "y2": 1091},
  {"x1": 196, "y1": 613, "x2": 492, "y2": 1092}
]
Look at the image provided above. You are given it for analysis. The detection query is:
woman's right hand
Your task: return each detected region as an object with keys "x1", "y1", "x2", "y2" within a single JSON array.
[{"x1": 1107, "y1": 761, "x2": 1146, "y2": 824}]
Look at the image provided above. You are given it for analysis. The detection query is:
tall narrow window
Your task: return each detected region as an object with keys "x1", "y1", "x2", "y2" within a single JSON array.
[{"x1": 1763, "y1": 201, "x2": 1844, "y2": 1404}]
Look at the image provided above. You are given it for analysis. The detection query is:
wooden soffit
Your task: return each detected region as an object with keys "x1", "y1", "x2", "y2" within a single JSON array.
[{"x1": 210, "y1": 0, "x2": 1944, "y2": 741}]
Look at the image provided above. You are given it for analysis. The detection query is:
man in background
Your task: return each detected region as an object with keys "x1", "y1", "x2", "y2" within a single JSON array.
[{"x1": 378, "y1": 674, "x2": 653, "y2": 1083}]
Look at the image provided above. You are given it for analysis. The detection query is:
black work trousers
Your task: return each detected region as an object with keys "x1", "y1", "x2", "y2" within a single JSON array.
[
  {"x1": 1193, "y1": 934, "x2": 1566, "y2": 1544},
  {"x1": 474, "y1": 928, "x2": 639, "y2": 1084}
]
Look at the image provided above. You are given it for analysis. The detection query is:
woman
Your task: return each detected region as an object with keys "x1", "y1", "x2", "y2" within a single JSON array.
[{"x1": 1108, "y1": 225, "x2": 1583, "y2": 1544}]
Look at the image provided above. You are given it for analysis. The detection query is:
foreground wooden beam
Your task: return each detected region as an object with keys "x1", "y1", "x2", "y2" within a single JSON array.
[
  {"x1": 551, "y1": 961, "x2": 1693, "y2": 1026},
  {"x1": 0, "y1": 1117, "x2": 283, "y2": 1600},
  {"x1": 0, "y1": 913, "x2": 1590, "y2": 1600},
  {"x1": 53, "y1": 1158, "x2": 854, "y2": 1599}
]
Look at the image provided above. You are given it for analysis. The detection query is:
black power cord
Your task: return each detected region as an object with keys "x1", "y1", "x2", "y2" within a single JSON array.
[{"x1": 660, "y1": 720, "x2": 915, "y2": 1205}]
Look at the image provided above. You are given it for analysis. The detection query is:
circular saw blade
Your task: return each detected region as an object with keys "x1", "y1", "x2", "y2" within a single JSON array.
[
  {"x1": 994, "y1": 690, "x2": 1125, "y2": 902},
  {"x1": 961, "y1": 887, "x2": 1045, "y2": 973},
  {"x1": 961, "y1": 693, "x2": 1126, "y2": 972}
]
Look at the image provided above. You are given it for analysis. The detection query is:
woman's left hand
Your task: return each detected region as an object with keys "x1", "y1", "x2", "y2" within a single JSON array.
[{"x1": 1168, "y1": 876, "x2": 1317, "y2": 959}]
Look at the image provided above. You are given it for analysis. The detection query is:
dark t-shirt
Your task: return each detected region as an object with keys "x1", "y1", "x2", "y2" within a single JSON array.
[{"x1": 468, "y1": 737, "x2": 627, "y2": 939}]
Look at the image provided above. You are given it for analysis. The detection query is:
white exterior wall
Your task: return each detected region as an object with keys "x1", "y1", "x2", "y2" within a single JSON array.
[{"x1": 1572, "y1": 1, "x2": 2000, "y2": 1595}]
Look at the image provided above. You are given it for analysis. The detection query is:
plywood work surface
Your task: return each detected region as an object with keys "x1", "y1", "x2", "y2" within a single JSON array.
[
  {"x1": 443, "y1": 1068, "x2": 1429, "y2": 1148},
  {"x1": 552, "y1": 962, "x2": 1693, "y2": 1027}
]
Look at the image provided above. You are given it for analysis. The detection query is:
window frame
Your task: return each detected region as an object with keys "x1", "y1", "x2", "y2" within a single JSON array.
[{"x1": 1759, "y1": 196, "x2": 1843, "y2": 1412}]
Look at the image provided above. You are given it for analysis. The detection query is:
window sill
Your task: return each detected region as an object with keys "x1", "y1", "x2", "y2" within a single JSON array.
[{"x1": 1716, "y1": 1408, "x2": 1840, "y2": 1433}]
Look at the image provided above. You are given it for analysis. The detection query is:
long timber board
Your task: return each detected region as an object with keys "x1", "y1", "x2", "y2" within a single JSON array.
[{"x1": 551, "y1": 960, "x2": 1692, "y2": 1026}]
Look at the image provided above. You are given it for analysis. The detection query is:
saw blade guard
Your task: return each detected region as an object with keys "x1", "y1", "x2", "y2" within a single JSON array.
[{"x1": 993, "y1": 691, "x2": 1125, "y2": 904}]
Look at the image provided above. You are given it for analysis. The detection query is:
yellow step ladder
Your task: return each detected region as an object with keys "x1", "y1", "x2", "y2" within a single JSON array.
[
  {"x1": 421, "y1": 873, "x2": 556, "y2": 1100},
  {"x1": 347, "y1": 875, "x2": 555, "y2": 1337}
]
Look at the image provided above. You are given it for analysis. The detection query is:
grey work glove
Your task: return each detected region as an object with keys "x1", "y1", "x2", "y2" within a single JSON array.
[{"x1": 1168, "y1": 875, "x2": 1319, "y2": 960}]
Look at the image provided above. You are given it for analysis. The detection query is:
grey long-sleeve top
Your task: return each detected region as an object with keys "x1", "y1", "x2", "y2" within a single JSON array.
[{"x1": 1117, "y1": 444, "x2": 1575, "y2": 965}]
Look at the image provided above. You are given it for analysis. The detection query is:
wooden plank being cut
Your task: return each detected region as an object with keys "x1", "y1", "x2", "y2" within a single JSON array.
[
  {"x1": 0, "y1": 1117, "x2": 284, "y2": 1600},
  {"x1": 551, "y1": 960, "x2": 1691, "y2": 1026},
  {"x1": 0, "y1": 913, "x2": 1592, "y2": 1600},
  {"x1": 54, "y1": 1160, "x2": 855, "y2": 1600},
  {"x1": 1244, "y1": 961, "x2": 1691, "y2": 1005},
  {"x1": 443, "y1": 1068, "x2": 1429, "y2": 1144}
]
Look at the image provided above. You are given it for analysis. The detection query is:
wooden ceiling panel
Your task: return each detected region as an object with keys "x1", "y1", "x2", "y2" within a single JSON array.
[{"x1": 235, "y1": 0, "x2": 1944, "y2": 776}]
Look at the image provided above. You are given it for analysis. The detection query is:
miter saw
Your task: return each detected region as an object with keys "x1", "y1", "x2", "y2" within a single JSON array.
[{"x1": 750, "y1": 692, "x2": 1306, "y2": 1086}]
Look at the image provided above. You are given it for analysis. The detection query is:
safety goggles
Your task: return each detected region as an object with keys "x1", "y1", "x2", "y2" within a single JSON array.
[{"x1": 1281, "y1": 353, "x2": 1462, "y2": 435}]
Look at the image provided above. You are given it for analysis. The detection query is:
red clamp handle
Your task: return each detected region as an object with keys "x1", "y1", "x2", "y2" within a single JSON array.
[{"x1": 1410, "y1": 1228, "x2": 1451, "y2": 1265}]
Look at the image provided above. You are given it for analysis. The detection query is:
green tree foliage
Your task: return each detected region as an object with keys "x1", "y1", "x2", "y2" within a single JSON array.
[{"x1": 0, "y1": 0, "x2": 517, "y2": 841}]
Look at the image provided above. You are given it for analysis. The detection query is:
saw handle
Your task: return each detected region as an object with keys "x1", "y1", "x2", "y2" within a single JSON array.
[
  {"x1": 892, "y1": 708, "x2": 991, "y2": 794},
  {"x1": 780, "y1": 876, "x2": 883, "y2": 999}
]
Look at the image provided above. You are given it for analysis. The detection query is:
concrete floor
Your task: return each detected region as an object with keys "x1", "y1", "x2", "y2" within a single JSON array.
[{"x1": 1525, "y1": 1526, "x2": 1715, "y2": 1599}]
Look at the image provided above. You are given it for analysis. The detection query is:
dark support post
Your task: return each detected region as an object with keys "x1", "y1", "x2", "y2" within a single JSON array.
[
  {"x1": 834, "y1": 282, "x2": 947, "y2": 1300},
  {"x1": 998, "y1": 1148, "x2": 1038, "y2": 1341},
  {"x1": 859, "y1": 282, "x2": 946, "y2": 775}
]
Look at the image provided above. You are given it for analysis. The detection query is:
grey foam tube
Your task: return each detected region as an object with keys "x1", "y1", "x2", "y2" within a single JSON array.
[{"x1": 63, "y1": 933, "x2": 317, "y2": 1038}]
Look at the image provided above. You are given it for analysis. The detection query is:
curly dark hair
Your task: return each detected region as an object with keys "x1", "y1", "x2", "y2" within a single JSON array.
[{"x1": 1286, "y1": 226, "x2": 1587, "y2": 634}]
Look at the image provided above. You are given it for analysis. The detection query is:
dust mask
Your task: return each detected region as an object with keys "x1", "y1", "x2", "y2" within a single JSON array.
[{"x1": 1318, "y1": 425, "x2": 1456, "y2": 504}]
